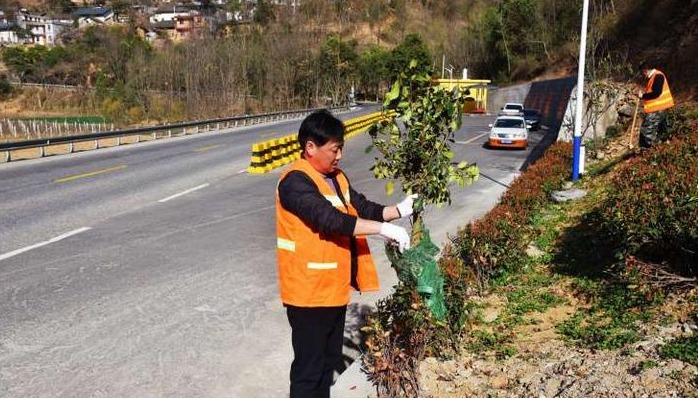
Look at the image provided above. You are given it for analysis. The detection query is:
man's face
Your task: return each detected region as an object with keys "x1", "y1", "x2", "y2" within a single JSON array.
[
  {"x1": 306, "y1": 139, "x2": 343, "y2": 174},
  {"x1": 641, "y1": 68, "x2": 650, "y2": 79}
]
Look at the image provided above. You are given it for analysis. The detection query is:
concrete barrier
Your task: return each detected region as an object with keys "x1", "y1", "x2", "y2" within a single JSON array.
[{"x1": 246, "y1": 111, "x2": 392, "y2": 174}]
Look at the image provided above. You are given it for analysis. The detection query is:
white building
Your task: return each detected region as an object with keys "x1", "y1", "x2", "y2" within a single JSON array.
[
  {"x1": 149, "y1": 5, "x2": 199, "y2": 24},
  {"x1": 16, "y1": 11, "x2": 72, "y2": 46},
  {"x1": 74, "y1": 6, "x2": 115, "y2": 28}
]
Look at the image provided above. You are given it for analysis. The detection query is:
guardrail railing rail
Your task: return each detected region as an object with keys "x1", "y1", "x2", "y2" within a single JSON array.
[{"x1": 0, "y1": 106, "x2": 348, "y2": 163}]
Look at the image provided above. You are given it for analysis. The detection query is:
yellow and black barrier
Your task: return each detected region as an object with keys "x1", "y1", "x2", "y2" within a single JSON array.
[{"x1": 246, "y1": 111, "x2": 394, "y2": 174}]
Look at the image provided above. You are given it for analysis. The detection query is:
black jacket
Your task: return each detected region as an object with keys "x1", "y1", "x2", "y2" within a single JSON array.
[
  {"x1": 278, "y1": 170, "x2": 385, "y2": 236},
  {"x1": 642, "y1": 72, "x2": 665, "y2": 101}
]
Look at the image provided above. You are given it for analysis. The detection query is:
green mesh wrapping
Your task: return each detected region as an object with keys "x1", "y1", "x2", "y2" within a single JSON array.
[{"x1": 386, "y1": 227, "x2": 446, "y2": 321}]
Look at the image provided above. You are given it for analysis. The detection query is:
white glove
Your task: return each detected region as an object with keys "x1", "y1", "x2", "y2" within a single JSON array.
[
  {"x1": 396, "y1": 194, "x2": 418, "y2": 218},
  {"x1": 379, "y1": 222, "x2": 410, "y2": 252}
]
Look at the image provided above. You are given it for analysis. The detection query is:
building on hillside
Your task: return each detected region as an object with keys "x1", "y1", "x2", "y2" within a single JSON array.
[
  {"x1": 74, "y1": 6, "x2": 115, "y2": 28},
  {"x1": 269, "y1": 0, "x2": 300, "y2": 7},
  {"x1": 0, "y1": 12, "x2": 20, "y2": 44},
  {"x1": 150, "y1": 5, "x2": 196, "y2": 24},
  {"x1": 173, "y1": 12, "x2": 205, "y2": 41},
  {"x1": 0, "y1": 20, "x2": 20, "y2": 44},
  {"x1": 135, "y1": 25, "x2": 159, "y2": 43},
  {"x1": 16, "y1": 11, "x2": 72, "y2": 46},
  {"x1": 435, "y1": 78, "x2": 492, "y2": 114},
  {"x1": 150, "y1": 5, "x2": 206, "y2": 42}
]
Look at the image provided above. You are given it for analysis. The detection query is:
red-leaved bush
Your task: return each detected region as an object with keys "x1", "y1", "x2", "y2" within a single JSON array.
[
  {"x1": 601, "y1": 125, "x2": 698, "y2": 271},
  {"x1": 450, "y1": 142, "x2": 572, "y2": 286}
]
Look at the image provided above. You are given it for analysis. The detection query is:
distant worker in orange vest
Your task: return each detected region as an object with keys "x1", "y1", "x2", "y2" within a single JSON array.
[
  {"x1": 637, "y1": 60, "x2": 675, "y2": 149},
  {"x1": 276, "y1": 109, "x2": 416, "y2": 398}
]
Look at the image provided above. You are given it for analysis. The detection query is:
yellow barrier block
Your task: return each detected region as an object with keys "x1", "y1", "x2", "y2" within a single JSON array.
[
  {"x1": 247, "y1": 111, "x2": 394, "y2": 175},
  {"x1": 247, "y1": 141, "x2": 269, "y2": 174}
]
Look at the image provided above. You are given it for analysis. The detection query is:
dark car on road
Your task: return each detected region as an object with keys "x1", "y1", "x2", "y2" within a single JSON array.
[{"x1": 522, "y1": 109, "x2": 541, "y2": 131}]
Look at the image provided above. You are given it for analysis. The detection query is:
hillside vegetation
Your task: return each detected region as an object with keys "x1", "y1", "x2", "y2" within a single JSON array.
[
  {"x1": 1, "y1": 0, "x2": 696, "y2": 125},
  {"x1": 364, "y1": 103, "x2": 698, "y2": 397},
  {"x1": 1, "y1": 2, "x2": 696, "y2": 397}
]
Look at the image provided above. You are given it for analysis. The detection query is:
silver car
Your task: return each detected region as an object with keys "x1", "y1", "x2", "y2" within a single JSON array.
[{"x1": 488, "y1": 115, "x2": 528, "y2": 149}]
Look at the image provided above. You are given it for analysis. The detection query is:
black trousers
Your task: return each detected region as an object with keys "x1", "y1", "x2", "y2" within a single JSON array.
[
  {"x1": 639, "y1": 111, "x2": 667, "y2": 148},
  {"x1": 286, "y1": 305, "x2": 347, "y2": 398}
]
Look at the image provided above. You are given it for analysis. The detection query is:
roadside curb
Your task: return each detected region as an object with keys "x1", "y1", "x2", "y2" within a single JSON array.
[{"x1": 332, "y1": 355, "x2": 375, "y2": 398}]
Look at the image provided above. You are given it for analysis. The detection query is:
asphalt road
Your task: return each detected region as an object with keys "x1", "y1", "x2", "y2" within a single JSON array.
[{"x1": 0, "y1": 106, "x2": 551, "y2": 398}]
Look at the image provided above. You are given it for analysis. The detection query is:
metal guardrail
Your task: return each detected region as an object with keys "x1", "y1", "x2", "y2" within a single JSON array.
[{"x1": 0, "y1": 106, "x2": 348, "y2": 162}]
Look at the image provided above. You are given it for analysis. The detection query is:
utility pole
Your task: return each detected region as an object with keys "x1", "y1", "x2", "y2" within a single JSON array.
[
  {"x1": 572, "y1": 0, "x2": 589, "y2": 181},
  {"x1": 441, "y1": 54, "x2": 446, "y2": 78}
]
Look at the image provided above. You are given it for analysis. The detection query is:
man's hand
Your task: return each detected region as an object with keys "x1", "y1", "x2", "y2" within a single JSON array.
[
  {"x1": 379, "y1": 223, "x2": 410, "y2": 252},
  {"x1": 396, "y1": 194, "x2": 418, "y2": 218}
]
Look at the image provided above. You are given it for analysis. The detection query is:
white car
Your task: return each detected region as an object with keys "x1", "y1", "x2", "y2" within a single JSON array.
[
  {"x1": 499, "y1": 102, "x2": 524, "y2": 116},
  {"x1": 488, "y1": 115, "x2": 528, "y2": 149}
]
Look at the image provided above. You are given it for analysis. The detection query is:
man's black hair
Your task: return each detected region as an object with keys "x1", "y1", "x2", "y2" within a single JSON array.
[
  {"x1": 638, "y1": 60, "x2": 652, "y2": 71},
  {"x1": 298, "y1": 109, "x2": 345, "y2": 150}
]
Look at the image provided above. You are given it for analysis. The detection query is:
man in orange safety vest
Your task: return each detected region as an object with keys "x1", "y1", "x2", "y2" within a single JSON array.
[
  {"x1": 637, "y1": 60, "x2": 675, "y2": 149},
  {"x1": 276, "y1": 109, "x2": 416, "y2": 398}
]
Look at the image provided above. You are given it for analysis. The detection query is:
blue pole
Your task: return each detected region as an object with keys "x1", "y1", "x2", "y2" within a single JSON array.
[{"x1": 572, "y1": 135, "x2": 581, "y2": 180}]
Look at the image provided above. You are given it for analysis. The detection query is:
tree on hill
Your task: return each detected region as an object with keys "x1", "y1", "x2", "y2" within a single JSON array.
[{"x1": 388, "y1": 33, "x2": 431, "y2": 82}]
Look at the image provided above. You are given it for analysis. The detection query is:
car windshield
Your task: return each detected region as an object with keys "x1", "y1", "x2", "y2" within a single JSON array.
[{"x1": 494, "y1": 119, "x2": 524, "y2": 128}]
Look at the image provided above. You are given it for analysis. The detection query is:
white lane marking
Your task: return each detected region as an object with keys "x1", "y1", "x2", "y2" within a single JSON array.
[
  {"x1": 0, "y1": 227, "x2": 92, "y2": 262},
  {"x1": 158, "y1": 183, "x2": 210, "y2": 203},
  {"x1": 455, "y1": 132, "x2": 489, "y2": 145}
]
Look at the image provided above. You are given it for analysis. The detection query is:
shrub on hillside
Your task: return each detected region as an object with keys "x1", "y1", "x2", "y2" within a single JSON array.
[
  {"x1": 452, "y1": 142, "x2": 572, "y2": 287},
  {"x1": 364, "y1": 141, "x2": 574, "y2": 396},
  {"x1": 0, "y1": 75, "x2": 13, "y2": 99},
  {"x1": 663, "y1": 106, "x2": 698, "y2": 141},
  {"x1": 601, "y1": 119, "x2": 698, "y2": 272}
]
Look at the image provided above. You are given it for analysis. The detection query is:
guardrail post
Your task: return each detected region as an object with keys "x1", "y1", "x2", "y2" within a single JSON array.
[
  {"x1": 117, "y1": 136, "x2": 121, "y2": 146},
  {"x1": 136, "y1": 135, "x2": 140, "y2": 143},
  {"x1": 4, "y1": 150, "x2": 10, "y2": 162},
  {"x1": 94, "y1": 139, "x2": 99, "y2": 150},
  {"x1": 68, "y1": 142, "x2": 74, "y2": 153},
  {"x1": 183, "y1": 127, "x2": 187, "y2": 135},
  {"x1": 152, "y1": 132, "x2": 157, "y2": 140},
  {"x1": 38, "y1": 146, "x2": 44, "y2": 158}
]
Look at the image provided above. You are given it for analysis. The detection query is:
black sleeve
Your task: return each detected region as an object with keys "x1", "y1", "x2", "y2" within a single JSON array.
[
  {"x1": 348, "y1": 183, "x2": 385, "y2": 221},
  {"x1": 278, "y1": 171, "x2": 357, "y2": 236},
  {"x1": 642, "y1": 74, "x2": 664, "y2": 100}
]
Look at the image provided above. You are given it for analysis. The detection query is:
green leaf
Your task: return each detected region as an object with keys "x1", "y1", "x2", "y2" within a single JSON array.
[
  {"x1": 384, "y1": 81, "x2": 400, "y2": 105},
  {"x1": 385, "y1": 180, "x2": 395, "y2": 196},
  {"x1": 364, "y1": 144, "x2": 374, "y2": 154}
]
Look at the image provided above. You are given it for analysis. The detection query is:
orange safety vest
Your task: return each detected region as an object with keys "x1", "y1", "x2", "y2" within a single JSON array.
[
  {"x1": 276, "y1": 158, "x2": 379, "y2": 307},
  {"x1": 643, "y1": 70, "x2": 674, "y2": 113}
]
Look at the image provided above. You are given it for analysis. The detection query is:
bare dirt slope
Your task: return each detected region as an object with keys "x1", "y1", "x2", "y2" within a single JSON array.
[{"x1": 611, "y1": 0, "x2": 698, "y2": 101}]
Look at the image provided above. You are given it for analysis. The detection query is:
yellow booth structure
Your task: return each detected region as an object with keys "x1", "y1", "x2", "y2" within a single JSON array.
[{"x1": 435, "y1": 78, "x2": 491, "y2": 114}]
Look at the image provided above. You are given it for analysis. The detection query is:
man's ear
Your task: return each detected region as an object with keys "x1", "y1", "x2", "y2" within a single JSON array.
[{"x1": 305, "y1": 140, "x2": 317, "y2": 157}]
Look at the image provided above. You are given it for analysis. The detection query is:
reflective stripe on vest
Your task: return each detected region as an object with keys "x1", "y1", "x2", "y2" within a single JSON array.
[
  {"x1": 324, "y1": 194, "x2": 344, "y2": 208},
  {"x1": 308, "y1": 262, "x2": 338, "y2": 269},
  {"x1": 644, "y1": 70, "x2": 675, "y2": 113},
  {"x1": 277, "y1": 237, "x2": 295, "y2": 252}
]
